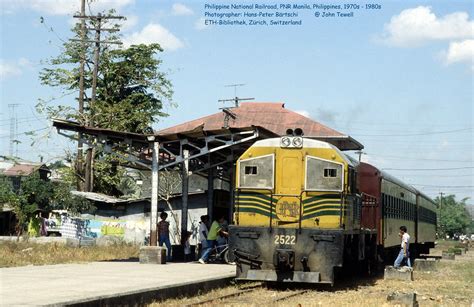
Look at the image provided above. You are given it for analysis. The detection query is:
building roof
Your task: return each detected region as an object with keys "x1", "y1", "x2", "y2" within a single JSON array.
[
  {"x1": 158, "y1": 102, "x2": 363, "y2": 150},
  {"x1": 1, "y1": 161, "x2": 49, "y2": 177}
]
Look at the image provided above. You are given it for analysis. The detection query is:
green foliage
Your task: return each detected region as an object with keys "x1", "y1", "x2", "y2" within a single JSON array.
[
  {"x1": 38, "y1": 13, "x2": 173, "y2": 132},
  {"x1": 0, "y1": 172, "x2": 92, "y2": 234},
  {"x1": 435, "y1": 194, "x2": 472, "y2": 236},
  {"x1": 94, "y1": 43, "x2": 172, "y2": 132},
  {"x1": 47, "y1": 163, "x2": 93, "y2": 213},
  {"x1": 92, "y1": 157, "x2": 125, "y2": 196},
  {"x1": 37, "y1": 12, "x2": 174, "y2": 195}
]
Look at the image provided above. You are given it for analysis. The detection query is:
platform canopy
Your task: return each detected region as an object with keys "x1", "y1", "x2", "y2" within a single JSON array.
[{"x1": 52, "y1": 118, "x2": 277, "y2": 174}]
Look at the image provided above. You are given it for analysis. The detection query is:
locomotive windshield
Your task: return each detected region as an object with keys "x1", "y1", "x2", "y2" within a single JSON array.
[
  {"x1": 238, "y1": 154, "x2": 274, "y2": 189},
  {"x1": 305, "y1": 156, "x2": 344, "y2": 192}
]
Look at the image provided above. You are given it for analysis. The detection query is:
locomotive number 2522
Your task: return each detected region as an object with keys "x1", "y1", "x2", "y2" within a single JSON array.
[{"x1": 274, "y1": 235, "x2": 296, "y2": 245}]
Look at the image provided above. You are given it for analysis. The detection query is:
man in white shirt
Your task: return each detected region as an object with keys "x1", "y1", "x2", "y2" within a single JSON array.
[
  {"x1": 198, "y1": 215, "x2": 209, "y2": 258},
  {"x1": 394, "y1": 225, "x2": 411, "y2": 268}
]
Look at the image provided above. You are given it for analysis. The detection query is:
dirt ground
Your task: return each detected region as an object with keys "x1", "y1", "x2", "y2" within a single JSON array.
[{"x1": 154, "y1": 241, "x2": 473, "y2": 306}]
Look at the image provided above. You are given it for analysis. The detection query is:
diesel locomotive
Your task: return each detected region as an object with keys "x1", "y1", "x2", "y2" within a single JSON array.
[{"x1": 228, "y1": 132, "x2": 437, "y2": 285}]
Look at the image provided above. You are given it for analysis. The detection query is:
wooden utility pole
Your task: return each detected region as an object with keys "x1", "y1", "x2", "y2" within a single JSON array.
[
  {"x1": 76, "y1": 0, "x2": 86, "y2": 191},
  {"x1": 73, "y1": 9, "x2": 123, "y2": 192}
]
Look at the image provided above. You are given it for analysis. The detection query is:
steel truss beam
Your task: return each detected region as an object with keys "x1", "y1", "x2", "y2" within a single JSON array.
[{"x1": 57, "y1": 128, "x2": 260, "y2": 172}]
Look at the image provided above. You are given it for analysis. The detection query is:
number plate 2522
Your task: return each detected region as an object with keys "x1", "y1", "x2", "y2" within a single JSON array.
[{"x1": 274, "y1": 235, "x2": 296, "y2": 245}]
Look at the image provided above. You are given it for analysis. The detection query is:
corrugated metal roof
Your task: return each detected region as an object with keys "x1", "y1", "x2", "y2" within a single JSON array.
[
  {"x1": 158, "y1": 102, "x2": 363, "y2": 150},
  {"x1": 158, "y1": 102, "x2": 341, "y2": 136}
]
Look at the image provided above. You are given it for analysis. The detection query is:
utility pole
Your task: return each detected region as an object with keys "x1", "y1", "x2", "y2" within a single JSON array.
[
  {"x1": 8, "y1": 104, "x2": 19, "y2": 157},
  {"x1": 73, "y1": 7, "x2": 123, "y2": 192},
  {"x1": 76, "y1": 0, "x2": 86, "y2": 191},
  {"x1": 355, "y1": 150, "x2": 365, "y2": 162}
]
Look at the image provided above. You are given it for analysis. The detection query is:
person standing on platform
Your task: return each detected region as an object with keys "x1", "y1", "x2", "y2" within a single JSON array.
[
  {"x1": 198, "y1": 215, "x2": 209, "y2": 258},
  {"x1": 158, "y1": 212, "x2": 172, "y2": 261},
  {"x1": 198, "y1": 215, "x2": 228, "y2": 264},
  {"x1": 394, "y1": 225, "x2": 411, "y2": 268}
]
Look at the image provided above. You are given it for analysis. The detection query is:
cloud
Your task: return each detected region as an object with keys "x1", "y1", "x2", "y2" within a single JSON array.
[
  {"x1": 0, "y1": 58, "x2": 32, "y2": 81},
  {"x1": 443, "y1": 39, "x2": 474, "y2": 70},
  {"x1": 0, "y1": 62, "x2": 22, "y2": 80},
  {"x1": 118, "y1": 14, "x2": 138, "y2": 32},
  {"x1": 18, "y1": 57, "x2": 32, "y2": 67},
  {"x1": 172, "y1": 3, "x2": 194, "y2": 16},
  {"x1": 1, "y1": 0, "x2": 134, "y2": 16},
  {"x1": 380, "y1": 6, "x2": 474, "y2": 47},
  {"x1": 122, "y1": 23, "x2": 184, "y2": 51},
  {"x1": 295, "y1": 110, "x2": 311, "y2": 118},
  {"x1": 195, "y1": 17, "x2": 209, "y2": 31}
]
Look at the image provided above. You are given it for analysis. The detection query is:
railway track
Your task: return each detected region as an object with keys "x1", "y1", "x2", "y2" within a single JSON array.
[{"x1": 185, "y1": 284, "x2": 308, "y2": 306}]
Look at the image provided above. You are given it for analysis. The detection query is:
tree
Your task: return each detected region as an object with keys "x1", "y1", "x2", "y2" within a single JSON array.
[
  {"x1": 38, "y1": 11, "x2": 174, "y2": 195},
  {"x1": 158, "y1": 169, "x2": 183, "y2": 243},
  {"x1": 0, "y1": 169, "x2": 91, "y2": 236},
  {"x1": 435, "y1": 194, "x2": 471, "y2": 237}
]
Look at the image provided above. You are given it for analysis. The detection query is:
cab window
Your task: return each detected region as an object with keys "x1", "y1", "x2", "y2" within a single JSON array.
[
  {"x1": 238, "y1": 154, "x2": 274, "y2": 189},
  {"x1": 305, "y1": 156, "x2": 344, "y2": 191}
]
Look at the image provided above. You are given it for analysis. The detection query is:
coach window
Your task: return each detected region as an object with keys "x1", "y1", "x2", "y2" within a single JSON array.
[
  {"x1": 238, "y1": 154, "x2": 274, "y2": 189},
  {"x1": 305, "y1": 156, "x2": 344, "y2": 192}
]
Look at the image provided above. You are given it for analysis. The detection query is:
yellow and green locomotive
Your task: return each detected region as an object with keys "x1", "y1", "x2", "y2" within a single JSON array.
[{"x1": 229, "y1": 133, "x2": 374, "y2": 284}]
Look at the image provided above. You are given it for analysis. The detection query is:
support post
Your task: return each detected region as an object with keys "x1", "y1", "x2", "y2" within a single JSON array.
[
  {"x1": 181, "y1": 149, "x2": 189, "y2": 244},
  {"x1": 228, "y1": 162, "x2": 235, "y2": 224},
  {"x1": 207, "y1": 166, "x2": 214, "y2": 220},
  {"x1": 150, "y1": 140, "x2": 160, "y2": 246}
]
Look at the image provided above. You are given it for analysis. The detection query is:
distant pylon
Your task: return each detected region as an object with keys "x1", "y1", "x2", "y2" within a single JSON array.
[{"x1": 8, "y1": 104, "x2": 19, "y2": 157}]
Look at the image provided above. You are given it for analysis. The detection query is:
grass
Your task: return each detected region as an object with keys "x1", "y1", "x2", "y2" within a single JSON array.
[{"x1": 0, "y1": 240, "x2": 139, "y2": 267}]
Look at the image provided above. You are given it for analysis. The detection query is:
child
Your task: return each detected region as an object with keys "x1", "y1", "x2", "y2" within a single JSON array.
[{"x1": 157, "y1": 211, "x2": 172, "y2": 261}]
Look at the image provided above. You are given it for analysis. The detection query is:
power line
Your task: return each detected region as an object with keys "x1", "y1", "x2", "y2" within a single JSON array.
[
  {"x1": 362, "y1": 153, "x2": 473, "y2": 163},
  {"x1": 382, "y1": 166, "x2": 474, "y2": 171},
  {"x1": 411, "y1": 184, "x2": 473, "y2": 188},
  {"x1": 399, "y1": 174, "x2": 473, "y2": 178},
  {"x1": 0, "y1": 127, "x2": 49, "y2": 139},
  {"x1": 351, "y1": 128, "x2": 472, "y2": 137}
]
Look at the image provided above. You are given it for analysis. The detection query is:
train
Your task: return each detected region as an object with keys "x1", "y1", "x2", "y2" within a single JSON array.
[{"x1": 228, "y1": 131, "x2": 437, "y2": 285}]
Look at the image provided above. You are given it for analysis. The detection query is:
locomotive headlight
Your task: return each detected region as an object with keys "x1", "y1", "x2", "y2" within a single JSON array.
[
  {"x1": 292, "y1": 137, "x2": 303, "y2": 148},
  {"x1": 280, "y1": 137, "x2": 291, "y2": 148}
]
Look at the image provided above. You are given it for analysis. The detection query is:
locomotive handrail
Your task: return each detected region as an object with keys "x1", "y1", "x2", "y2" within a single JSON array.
[
  {"x1": 339, "y1": 192, "x2": 345, "y2": 228},
  {"x1": 298, "y1": 190, "x2": 304, "y2": 234},
  {"x1": 269, "y1": 191, "x2": 273, "y2": 232}
]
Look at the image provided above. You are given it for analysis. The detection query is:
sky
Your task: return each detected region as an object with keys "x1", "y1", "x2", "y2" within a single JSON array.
[{"x1": 0, "y1": 0, "x2": 473, "y2": 202}]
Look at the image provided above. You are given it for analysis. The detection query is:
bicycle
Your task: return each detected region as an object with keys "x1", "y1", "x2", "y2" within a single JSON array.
[{"x1": 207, "y1": 243, "x2": 231, "y2": 264}]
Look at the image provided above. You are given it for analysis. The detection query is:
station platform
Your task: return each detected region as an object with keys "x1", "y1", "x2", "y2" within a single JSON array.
[{"x1": 0, "y1": 261, "x2": 236, "y2": 306}]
